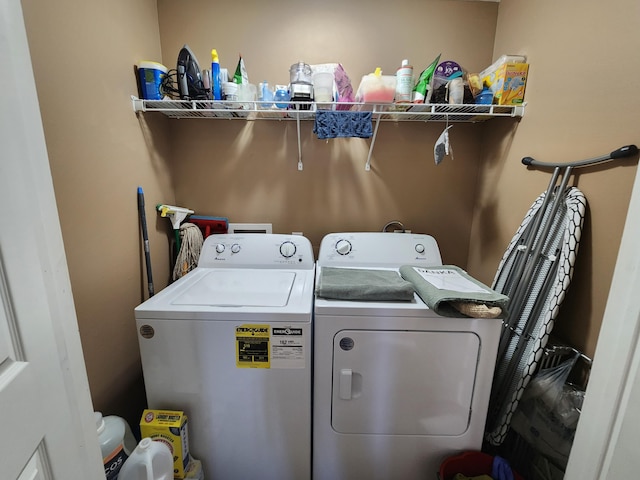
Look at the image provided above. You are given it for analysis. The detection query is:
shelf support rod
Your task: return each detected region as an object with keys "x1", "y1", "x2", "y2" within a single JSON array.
[
  {"x1": 296, "y1": 113, "x2": 303, "y2": 171},
  {"x1": 365, "y1": 113, "x2": 382, "y2": 171}
]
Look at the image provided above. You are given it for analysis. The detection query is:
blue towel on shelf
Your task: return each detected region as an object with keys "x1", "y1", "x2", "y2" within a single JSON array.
[{"x1": 313, "y1": 111, "x2": 373, "y2": 139}]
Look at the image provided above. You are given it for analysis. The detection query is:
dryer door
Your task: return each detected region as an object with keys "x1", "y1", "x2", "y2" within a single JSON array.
[{"x1": 332, "y1": 329, "x2": 480, "y2": 435}]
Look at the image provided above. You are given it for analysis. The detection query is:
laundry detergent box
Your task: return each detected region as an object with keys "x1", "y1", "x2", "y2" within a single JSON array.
[
  {"x1": 483, "y1": 62, "x2": 529, "y2": 105},
  {"x1": 140, "y1": 409, "x2": 190, "y2": 478}
]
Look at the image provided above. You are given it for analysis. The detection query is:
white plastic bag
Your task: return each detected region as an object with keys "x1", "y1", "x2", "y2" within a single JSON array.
[{"x1": 510, "y1": 353, "x2": 585, "y2": 468}]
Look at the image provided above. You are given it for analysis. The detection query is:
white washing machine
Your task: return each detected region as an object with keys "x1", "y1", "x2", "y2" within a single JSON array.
[
  {"x1": 135, "y1": 234, "x2": 315, "y2": 480},
  {"x1": 313, "y1": 232, "x2": 501, "y2": 480}
]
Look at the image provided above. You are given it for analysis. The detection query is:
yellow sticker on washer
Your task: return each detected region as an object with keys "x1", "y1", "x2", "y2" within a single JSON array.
[{"x1": 236, "y1": 324, "x2": 270, "y2": 368}]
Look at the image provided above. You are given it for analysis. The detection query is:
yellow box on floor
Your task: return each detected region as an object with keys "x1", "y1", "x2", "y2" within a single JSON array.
[{"x1": 140, "y1": 409, "x2": 190, "y2": 479}]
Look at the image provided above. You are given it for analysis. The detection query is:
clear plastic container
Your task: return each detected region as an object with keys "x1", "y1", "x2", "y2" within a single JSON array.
[
  {"x1": 118, "y1": 438, "x2": 174, "y2": 480},
  {"x1": 289, "y1": 62, "x2": 312, "y2": 84},
  {"x1": 95, "y1": 411, "x2": 137, "y2": 480}
]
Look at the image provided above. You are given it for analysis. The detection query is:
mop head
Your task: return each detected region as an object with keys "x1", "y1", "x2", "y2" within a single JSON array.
[{"x1": 173, "y1": 222, "x2": 204, "y2": 281}]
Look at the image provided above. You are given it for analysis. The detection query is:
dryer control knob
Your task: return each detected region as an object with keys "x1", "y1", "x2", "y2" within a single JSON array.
[
  {"x1": 415, "y1": 244, "x2": 425, "y2": 254},
  {"x1": 215, "y1": 243, "x2": 225, "y2": 254},
  {"x1": 335, "y1": 239, "x2": 352, "y2": 255},
  {"x1": 231, "y1": 243, "x2": 241, "y2": 254},
  {"x1": 280, "y1": 241, "x2": 297, "y2": 258}
]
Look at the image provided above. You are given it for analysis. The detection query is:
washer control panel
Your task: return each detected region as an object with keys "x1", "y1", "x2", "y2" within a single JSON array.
[
  {"x1": 319, "y1": 232, "x2": 442, "y2": 268},
  {"x1": 199, "y1": 234, "x2": 314, "y2": 269}
]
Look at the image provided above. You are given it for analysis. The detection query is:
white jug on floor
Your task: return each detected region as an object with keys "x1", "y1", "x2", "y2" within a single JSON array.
[{"x1": 118, "y1": 437, "x2": 173, "y2": 480}]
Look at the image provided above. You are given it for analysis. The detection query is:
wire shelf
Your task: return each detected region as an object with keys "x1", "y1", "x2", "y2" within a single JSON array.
[
  {"x1": 131, "y1": 96, "x2": 524, "y2": 171},
  {"x1": 132, "y1": 97, "x2": 525, "y2": 123}
]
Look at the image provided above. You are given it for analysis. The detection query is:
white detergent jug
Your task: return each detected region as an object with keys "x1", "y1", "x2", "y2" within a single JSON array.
[
  {"x1": 95, "y1": 411, "x2": 137, "y2": 480},
  {"x1": 118, "y1": 438, "x2": 174, "y2": 480}
]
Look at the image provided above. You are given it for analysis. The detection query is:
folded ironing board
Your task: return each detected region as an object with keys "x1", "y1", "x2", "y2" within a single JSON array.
[
  {"x1": 399, "y1": 265, "x2": 509, "y2": 318},
  {"x1": 316, "y1": 267, "x2": 415, "y2": 301}
]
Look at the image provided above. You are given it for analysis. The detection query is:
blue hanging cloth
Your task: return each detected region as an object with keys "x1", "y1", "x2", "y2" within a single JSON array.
[{"x1": 313, "y1": 111, "x2": 373, "y2": 139}]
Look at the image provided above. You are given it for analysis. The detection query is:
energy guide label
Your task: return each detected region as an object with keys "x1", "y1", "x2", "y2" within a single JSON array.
[
  {"x1": 271, "y1": 326, "x2": 305, "y2": 368},
  {"x1": 236, "y1": 325, "x2": 270, "y2": 368},
  {"x1": 235, "y1": 324, "x2": 305, "y2": 368}
]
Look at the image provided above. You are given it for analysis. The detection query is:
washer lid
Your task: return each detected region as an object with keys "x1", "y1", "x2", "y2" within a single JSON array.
[{"x1": 171, "y1": 270, "x2": 296, "y2": 307}]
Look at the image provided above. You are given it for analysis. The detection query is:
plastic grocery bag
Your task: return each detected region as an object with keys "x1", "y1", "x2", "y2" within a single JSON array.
[{"x1": 510, "y1": 353, "x2": 585, "y2": 469}]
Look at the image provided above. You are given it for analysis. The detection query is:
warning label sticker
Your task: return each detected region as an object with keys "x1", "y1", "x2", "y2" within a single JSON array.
[
  {"x1": 236, "y1": 325, "x2": 270, "y2": 368},
  {"x1": 271, "y1": 326, "x2": 305, "y2": 369}
]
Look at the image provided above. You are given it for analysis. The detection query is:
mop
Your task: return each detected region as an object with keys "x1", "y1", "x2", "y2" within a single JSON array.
[
  {"x1": 156, "y1": 204, "x2": 194, "y2": 254},
  {"x1": 172, "y1": 222, "x2": 203, "y2": 280},
  {"x1": 156, "y1": 204, "x2": 203, "y2": 280},
  {"x1": 137, "y1": 186, "x2": 154, "y2": 297}
]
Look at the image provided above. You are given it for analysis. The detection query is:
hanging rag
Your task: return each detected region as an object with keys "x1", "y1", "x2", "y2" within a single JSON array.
[
  {"x1": 313, "y1": 111, "x2": 373, "y2": 139},
  {"x1": 434, "y1": 124, "x2": 453, "y2": 164}
]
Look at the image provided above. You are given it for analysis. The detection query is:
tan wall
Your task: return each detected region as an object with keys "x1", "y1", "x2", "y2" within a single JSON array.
[
  {"x1": 468, "y1": 0, "x2": 640, "y2": 357},
  {"x1": 21, "y1": 0, "x2": 175, "y2": 427},
  {"x1": 19, "y1": 0, "x2": 639, "y2": 424},
  {"x1": 157, "y1": 0, "x2": 500, "y2": 263}
]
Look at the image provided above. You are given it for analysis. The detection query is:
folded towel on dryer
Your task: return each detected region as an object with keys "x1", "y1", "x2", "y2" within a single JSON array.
[
  {"x1": 313, "y1": 111, "x2": 373, "y2": 139},
  {"x1": 399, "y1": 265, "x2": 509, "y2": 318},
  {"x1": 316, "y1": 267, "x2": 415, "y2": 301}
]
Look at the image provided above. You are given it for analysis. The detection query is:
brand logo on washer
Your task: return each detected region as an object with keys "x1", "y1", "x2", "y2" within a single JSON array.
[
  {"x1": 272, "y1": 328, "x2": 302, "y2": 336},
  {"x1": 139, "y1": 325, "x2": 155, "y2": 339}
]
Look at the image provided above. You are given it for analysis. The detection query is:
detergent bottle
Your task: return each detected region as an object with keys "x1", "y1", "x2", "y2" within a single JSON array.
[
  {"x1": 211, "y1": 49, "x2": 222, "y2": 100},
  {"x1": 95, "y1": 411, "x2": 137, "y2": 480},
  {"x1": 118, "y1": 438, "x2": 174, "y2": 480}
]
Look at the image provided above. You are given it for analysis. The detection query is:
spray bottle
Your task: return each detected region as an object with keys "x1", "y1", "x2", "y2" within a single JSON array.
[
  {"x1": 157, "y1": 204, "x2": 194, "y2": 251},
  {"x1": 211, "y1": 49, "x2": 222, "y2": 100}
]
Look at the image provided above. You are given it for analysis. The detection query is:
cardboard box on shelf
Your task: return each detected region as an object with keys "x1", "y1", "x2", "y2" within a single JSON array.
[
  {"x1": 140, "y1": 409, "x2": 190, "y2": 479},
  {"x1": 483, "y1": 62, "x2": 529, "y2": 105}
]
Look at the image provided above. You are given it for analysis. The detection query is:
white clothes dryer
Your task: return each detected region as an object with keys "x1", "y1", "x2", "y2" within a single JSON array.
[
  {"x1": 135, "y1": 234, "x2": 315, "y2": 480},
  {"x1": 313, "y1": 232, "x2": 501, "y2": 480}
]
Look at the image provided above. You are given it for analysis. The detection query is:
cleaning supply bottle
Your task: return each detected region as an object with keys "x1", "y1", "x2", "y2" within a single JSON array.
[
  {"x1": 413, "y1": 53, "x2": 441, "y2": 103},
  {"x1": 211, "y1": 49, "x2": 222, "y2": 100},
  {"x1": 117, "y1": 438, "x2": 174, "y2": 480},
  {"x1": 395, "y1": 59, "x2": 414, "y2": 103},
  {"x1": 95, "y1": 411, "x2": 137, "y2": 480}
]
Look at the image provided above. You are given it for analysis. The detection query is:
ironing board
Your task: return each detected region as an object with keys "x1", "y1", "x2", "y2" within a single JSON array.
[
  {"x1": 485, "y1": 186, "x2": 586, "y2": 446},
  {"x1": 484, "y1": 145, "x2": 640, "y2": 446}
]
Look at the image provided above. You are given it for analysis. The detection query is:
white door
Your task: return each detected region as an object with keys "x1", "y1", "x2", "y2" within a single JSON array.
[
  {"x1": 565, "y1": 153, "x2": 640, "y2": 478},
  {"x1": 0, "y1": 1, "x2": 104, "y2": 478}
]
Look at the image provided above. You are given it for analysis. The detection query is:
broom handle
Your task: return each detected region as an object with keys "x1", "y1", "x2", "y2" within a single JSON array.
[{"x1": 138, "y1": 187, "x2": 154, "y2": 297}]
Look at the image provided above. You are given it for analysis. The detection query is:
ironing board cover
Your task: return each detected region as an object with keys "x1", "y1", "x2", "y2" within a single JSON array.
[{"x1": 485, "y1": 186, "x2": 587, "y2": 446}]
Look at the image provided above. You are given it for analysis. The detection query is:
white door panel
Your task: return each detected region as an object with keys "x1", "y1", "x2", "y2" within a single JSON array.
[
  {"x1": 1, "y1": 1, "x2": 103, "y2": 478},
  {"x1": 18, "y1": 451, "x2": 48, "y2": 480}
]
